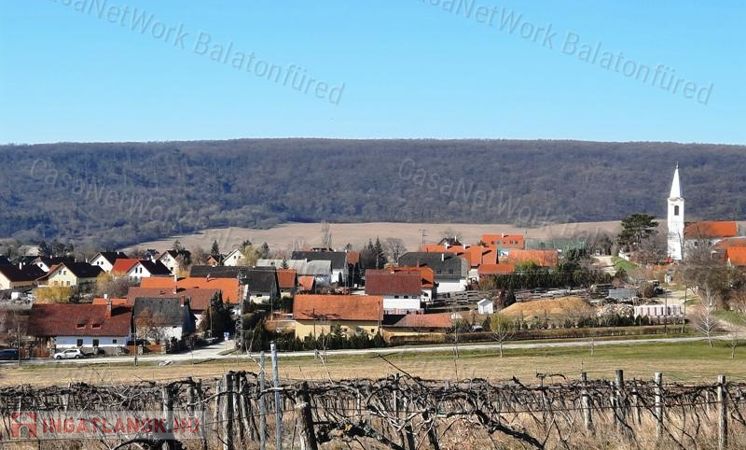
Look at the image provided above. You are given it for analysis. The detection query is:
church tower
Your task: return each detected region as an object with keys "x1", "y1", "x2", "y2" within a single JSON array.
[{"x1": 667, "y1": 164, "x2": 685, "y2": 261}]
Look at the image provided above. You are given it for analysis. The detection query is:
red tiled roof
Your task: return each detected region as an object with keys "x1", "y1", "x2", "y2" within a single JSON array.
[
  {"x1": 391, "y1": 266, "x2": 435, "y2": 288},
  {"x1": 422, "y1": 244, "x2": 446, "y2": 252},
  {"x1": 478, "y1": 263, "x2": 516, "y2": 275},
  {"x1": 715, "y1": 237, "x2": 746, "y2": 250},
  {"x1": 685, "y1": 221, "x2": 738, "y2": 240},
  {"x1": 121, "y1": 287, "x2": 219, "y2": 311},
  {"x1": 127, "y1": 287, "x2": 177, "y2": 304},
  {"x1": 506, "y1": 249, "x2": 559, "y2": 268},
  {"x1": 140, "y1": 277, "x2": 178, "y2": 289},
  {"x1": 388, "y1": 312, "x2": 453, "y2": 329},
  {"x1": 365, "y1": 270, "x2": 422, "y2": 296},
  {"x1": 111, "y1": 258, "x2": 139, "y2": 274},
  {"x1": 28, "y1": 304, "x2": 131, "y2": 337},
  {"x1": 481, "y1": 234, "x2": 525, "y2": 249},
  {"x1": 346, "y1": 251, "x2": 360, "y2": 265},
  {"x1": 92, "y1": 297, "x2": 130, "y2": 306},
  {"x1": 276, "y1": 269, "x2": 297, "y2": 289},
  {"x1": 462, "y1": 245, "x2": 499, "y2": 268},
  {"x1": 294, "y1": 295, "x2": 383, "y2": 321},
  {"x1": 298, "y1": 275, "x2": 315, "y2": 292},
  {"x1": 177, "y1": 277, "x2": 241, "y2": 303},
  {"x1": 727, "y1": 248, "x2": 746, "y2": 267}
]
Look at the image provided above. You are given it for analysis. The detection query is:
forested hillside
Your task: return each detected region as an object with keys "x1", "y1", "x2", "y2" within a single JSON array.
[{"x1": 0, "y1": 139, "x2": 744, "y2": 248}]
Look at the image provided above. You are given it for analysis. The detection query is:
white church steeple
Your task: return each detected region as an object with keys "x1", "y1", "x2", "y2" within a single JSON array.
[{"x1": 667, "y1": 163, "x2": 685, "y2": 261}]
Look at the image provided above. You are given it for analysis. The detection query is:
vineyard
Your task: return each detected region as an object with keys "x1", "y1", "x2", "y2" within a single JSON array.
[{"x1": 0, "y1": 356, "x2": 744, "y2": 449}]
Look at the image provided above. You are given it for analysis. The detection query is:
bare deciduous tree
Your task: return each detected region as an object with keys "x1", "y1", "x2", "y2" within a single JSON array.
[
  {"x1": 490, "y1": 314, "x2": 514, "y2": 358},
  {"x1": 694, "y1": 285, "x2": 719, "y2": 347},
  {"x1": 320, "y1": 221, "x2": 332, "y2": 249},
  {"x1": 382, "y1": 237, "x2": 407, "y2": 263}
]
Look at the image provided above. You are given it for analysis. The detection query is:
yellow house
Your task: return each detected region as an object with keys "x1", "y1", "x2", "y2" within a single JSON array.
[
  {"x1": 293, "y1": 294, "x2": 383, "y2": 340},
  {"x1": 41, "y1": 262, "x2": 103, "y2": 287}
]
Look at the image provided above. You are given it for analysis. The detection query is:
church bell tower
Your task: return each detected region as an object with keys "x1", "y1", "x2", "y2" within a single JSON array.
[{"x1": 667, "y1": 164, "x2": 685, "y2": 261}]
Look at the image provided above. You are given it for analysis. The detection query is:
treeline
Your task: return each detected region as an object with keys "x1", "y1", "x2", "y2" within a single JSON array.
[{"x1": 1, "y1": 139, "x2": 745, "y2": 248}]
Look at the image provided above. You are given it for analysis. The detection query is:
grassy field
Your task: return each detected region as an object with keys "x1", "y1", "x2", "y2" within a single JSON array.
[
  {"x1": 611, "y1": 256, "x2": 638, "y2": 272},
  {"x1": 1, "y1": 339, "x2": 743, "y2": 387}
]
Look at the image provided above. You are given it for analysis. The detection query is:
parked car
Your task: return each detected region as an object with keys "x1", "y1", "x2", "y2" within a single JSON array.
[
  {"x1": 53, "y1": 349, "x2": 87, "y2": 360},
  {"x1": 0, "y1": 349, "x2": 19, "y2": 360}
]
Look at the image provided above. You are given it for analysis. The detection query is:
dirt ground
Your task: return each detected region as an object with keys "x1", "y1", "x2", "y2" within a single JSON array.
[{"x1": 124, "y1": 221, "x2": 621, "y2": 254}]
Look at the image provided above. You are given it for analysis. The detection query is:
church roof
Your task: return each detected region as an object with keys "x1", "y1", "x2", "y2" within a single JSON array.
[
  {"x1": 669, "y1": 164, "x2": 682, "y2": 199},
  {"x1": 684, "y1": 221, "x2": 738, "y2": 240}
]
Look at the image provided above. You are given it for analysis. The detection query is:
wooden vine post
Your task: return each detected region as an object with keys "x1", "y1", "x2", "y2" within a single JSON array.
[{"x1": 718, "y1": 374, "x2": 728, "y2": 450}]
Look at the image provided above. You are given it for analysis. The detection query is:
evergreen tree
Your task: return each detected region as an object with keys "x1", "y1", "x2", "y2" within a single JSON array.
[{"x1": 211, "y1": 240, "x2": 220, "y2": 256}]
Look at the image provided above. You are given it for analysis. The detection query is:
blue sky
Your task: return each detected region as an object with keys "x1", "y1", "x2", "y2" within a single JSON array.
[{"x1": 1, "y1": 1, "x2": 744, "y2": 144}]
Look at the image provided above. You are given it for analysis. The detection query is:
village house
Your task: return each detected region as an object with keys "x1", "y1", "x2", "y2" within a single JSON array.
[
  {"x1": 398, "y1": 252, "x2": 468, "y2": 293},
  {"x1": 244, "y1": 267, "x2": 280, "y2": 304},
  {"x1": 365, "y1": 269, "x2": 422, "y2": 314},
  {"x1": 222, "y1": 249, "x2": 244, "y2": 266},
  {"x1": 176, "y1": 277, "x2": 244, "y2": 305},
  {"x1": 132, "y1": 297, "x2": 196, "y2": 346},
  {"x1": 291, "y1": 251, "x2": 350, "y2": 286},
  {"x1": 206, "y1": 254, "x2": 224, "y2": 267},
  {"x1": 0, "y1": 265, "x2": 41, "y2": 291},
  {"x1": 477, "y1": 263, "x2": 516, "y2": 280},
  {"x1": 297, "y1": 275, "x2": 316, "y2": 293},
  {"x1": 684, "y1": 221, "x2": 741, "y2": 254},
  {"x1": 277, "y1": 268, "x2": 297, "y2": 297},
  {"x1": 123, "y1": 287, "x2": 219, "y2": 317},
  {"x1": 293, "y1": 294, "x2": 383, "y2": 339},
  {"x1": 28, "y1": 302, "x2": 131, "y2": 355},
  {"x1": 725, "y1": 247, "x2": 746, "y2": 268},
  {"x1": 156, "y1": 250, "x2": 180, "y2": 274},
  {"x1": 88, "y1": 251, "x2": 128, "y2": 273},
  {"x1": 38, "y1": 262, "x2": 103, "y2": 287},
  {"x1": 382, "y1": 312, "x2": 455, "y2": 340},
  {"x1": 385, "y1": 266, "x2": 436, "y2": 302},
  {"x1": 31, "y1": 256, "x2": 74, "y2": 273},
  {"x1": 125, "y1": 260, "x2": 172, "y2": 282},
  {"x1": 258, "y1": 259, "x2": 333, "y2": 287}
]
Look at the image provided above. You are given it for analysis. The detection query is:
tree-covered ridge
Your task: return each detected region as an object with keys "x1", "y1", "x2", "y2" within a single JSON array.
[{"x1": 0, "y1": 139, "x2": 744, "y2": 248}]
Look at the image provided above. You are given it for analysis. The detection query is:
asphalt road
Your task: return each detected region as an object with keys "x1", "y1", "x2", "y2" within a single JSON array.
[{"x1": 1, "y1": 335, "x2": 718, "y2": 367}]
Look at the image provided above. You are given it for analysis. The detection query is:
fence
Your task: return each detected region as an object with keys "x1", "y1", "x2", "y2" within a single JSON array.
[{"x1": 0, "y1": 356, "x2": 744, "y2": 449}]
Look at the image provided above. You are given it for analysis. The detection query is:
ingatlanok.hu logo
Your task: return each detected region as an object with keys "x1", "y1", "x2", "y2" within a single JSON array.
[{"x1": 2, "y1": 410, "x2": 205, "y2": 441}]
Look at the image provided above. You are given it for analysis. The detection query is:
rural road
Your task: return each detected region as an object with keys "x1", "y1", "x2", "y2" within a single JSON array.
[{"x1": 3, "y1": 335, "x2": 718, "y2": 367}]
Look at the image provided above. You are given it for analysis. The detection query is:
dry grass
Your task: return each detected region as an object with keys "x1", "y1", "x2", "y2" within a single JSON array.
[
  {"x1": 2, "y1": 340, "x2": 745, "y2": 387},
  {"x1": 500, "y1": 296, "x2": 595, "y2": 322},
  {"x1": 123, "y1": 221, "x2": 621, "y2": 253}
]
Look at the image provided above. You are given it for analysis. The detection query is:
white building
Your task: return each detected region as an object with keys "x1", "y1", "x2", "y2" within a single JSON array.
[
  {"x1": 477, "y1": 298, "x2": 494, "y2": 315},
  {"x1": 634, "y1": 303, "x2": 684, "y2": 320},
  {"x1": 223, "y1": 249, "x2": 244, "y2": 266},
  {"x1": 667, "y1": 164, "x2": 685, "y2": 261},
  {"x1": 88, "y1": 252, "x2": 128, "y2": 273}
]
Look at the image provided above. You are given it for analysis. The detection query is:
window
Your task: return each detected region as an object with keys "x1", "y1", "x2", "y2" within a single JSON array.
[
  {"x1": 76, "y1": 339, "x2": 83, "y2": 347},
  {"x1": 674, "y1": 205, "x2": 679, "y2": 216},
  {"x1": 92, "y1": 339, "x2": 99, "y2": 347},
  {"x1": 112, "y1": 339, "x2": 117, "y2": 344}
]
